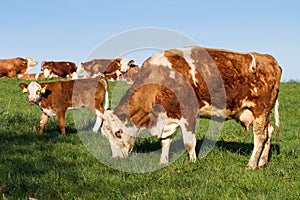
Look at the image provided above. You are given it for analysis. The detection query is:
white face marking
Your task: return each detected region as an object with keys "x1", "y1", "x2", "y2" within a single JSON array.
[
  {"x1": 120, "y1": 58, "x2": 129, "y2": 72},
  {"x1": 77, "y1": 62, "x2": 86, "y2": 73},
  {"x1": 27, "y1": 81, "x2": 42, "y2": 104},
  {"x1": 149, "y1": 52, "x2": 172, "y2": 68},
  {"x1": 43, "y1": 68, "x2": 51, "y2": 78},
  {"x1": 100, "y1": 111, "x2": 138, "y2": 158},
  {"x1": 25, "y1": 58, "x2": 38, "y2": 73},
  {"x1": 178, "y1": 47, "x2": 198, "y2": 85}
]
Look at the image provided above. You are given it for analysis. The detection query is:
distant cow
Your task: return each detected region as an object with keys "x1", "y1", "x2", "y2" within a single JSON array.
[
  {"x1": 0, "y1": 57, "x2": 37, "y2": 78},
  {"x1": 20, "y1": 73, "x2": 46, "y2": 80},
  {"x1": 41, "y1": 61, "x2": 78, "y2": 79},
  {"x1": 19, "y1": 77, "x2": 109, "y2": 135},
  {"x1": 99, "y1": 46, "x2": 282, "y2": 169},
  {"x1": 79, "y1": 58, "x2": 135, "y2": 80}
]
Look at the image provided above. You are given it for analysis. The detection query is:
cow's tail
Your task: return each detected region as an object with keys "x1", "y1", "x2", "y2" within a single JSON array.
[
  {"x1": 99, "y1": 77, "x2": 109, "y2": 110},
  {"x1": 274, "y1": 97, "x2": 280, "y2": 137}
]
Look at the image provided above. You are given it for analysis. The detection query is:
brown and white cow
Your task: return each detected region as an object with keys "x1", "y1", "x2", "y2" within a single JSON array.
[
  {"x1": 98, "y1": 46, "x2": 282, "y2": 169},
  {"x1": 20, "y1": 73, "x2": 47, "y2": 80},
  {"x1": 41, "y1": 61, "x2": 78, "y2": 79},
  {"x1": 0, "y1": 57, "x2": 37, "y2": 78},
  {"x1": 79, "y1": 58, "x2": 135, "y2": 80},
  {"x1": 19, "y1": 77, "x2": 109, "y2": 135}
]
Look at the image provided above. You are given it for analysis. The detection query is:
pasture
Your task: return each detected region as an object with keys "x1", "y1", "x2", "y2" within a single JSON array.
[{"x1": 0, "y1": 78, "x2": 299, "y2": 199}]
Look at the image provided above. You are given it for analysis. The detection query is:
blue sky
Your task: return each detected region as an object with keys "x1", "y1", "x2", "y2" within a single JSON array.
[{"x1": 0, "y1": 0, "x2": 299, "y2": 81}]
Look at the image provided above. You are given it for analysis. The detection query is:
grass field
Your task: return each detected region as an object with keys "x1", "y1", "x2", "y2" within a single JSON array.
[{"x1": 0, "y1": 78, "x2": 299, "y2": 199}]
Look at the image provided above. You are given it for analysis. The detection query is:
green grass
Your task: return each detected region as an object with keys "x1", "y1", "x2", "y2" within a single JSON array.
[{"x1": 0, "y1": 78, "x2": 299, "y2": 199}]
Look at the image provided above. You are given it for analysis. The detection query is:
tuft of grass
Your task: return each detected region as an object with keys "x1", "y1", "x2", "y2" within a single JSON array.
[{"x1": 0, "y1": 78, "x2": 299, "y2": 199}]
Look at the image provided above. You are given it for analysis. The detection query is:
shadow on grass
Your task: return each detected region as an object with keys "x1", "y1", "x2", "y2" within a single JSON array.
[{"x1": 134, "y1": 137, "x2": 280, "y2": 158}]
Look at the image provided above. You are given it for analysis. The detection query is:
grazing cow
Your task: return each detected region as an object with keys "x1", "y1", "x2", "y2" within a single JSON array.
[
  {"x1": 99, "y1": 46, "x2": 282, "y2": 169},
  {"x1": 0, "y1": 57, "x2": 37, "y2": 77},
  {"x1": 19, "y1": 77, "x2": 109, "y2": 135},
  {"x1": 79, "y1": 58, "x2": 134, "y2": 80},
  {"x1": 41, "y1": 61, "x2": 78, "y2": 79}
]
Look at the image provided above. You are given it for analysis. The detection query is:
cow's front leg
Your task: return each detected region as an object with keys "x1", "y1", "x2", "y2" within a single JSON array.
[
  {"x1": 56, "y1": 110, "x2": 66, "y2": 135},
  {"x1": 247, "y1": 115, "x2": 267, "y2": 169},
  {"x1": 160, "y1": 138, "x2": 172, "y2": 164},
  {"x1": 258, "y1": 122, "x2": 274, "y2": 167},
  {"x1": 39, "y1": 112, "x2": 49, "y2": 135}
]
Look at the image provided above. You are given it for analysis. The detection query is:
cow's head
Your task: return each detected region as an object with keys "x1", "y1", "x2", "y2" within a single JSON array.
[
  {"x1": 19, "y1": 82, "x2": 48, "y2": 104},
  {"x1": 77, "y1": 62, "x2": 86, "y2": 73},
  {"x1": 99, "y1": 110, "x2": 138, "y2": 159},
  {"x1": 25, "y1": 57, "x2": 38, "y2": 72}
]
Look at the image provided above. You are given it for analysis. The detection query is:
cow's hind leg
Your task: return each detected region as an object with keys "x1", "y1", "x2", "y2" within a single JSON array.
[
  {"x1": 258, "y1": 122, "x2": 274, "y2": 168},
  {"x1": 247, "y1": 115, "x2": 267, "y2": 169},
  {"x1": 181, "y1": 118, "x2": 197, "y2": 162}
]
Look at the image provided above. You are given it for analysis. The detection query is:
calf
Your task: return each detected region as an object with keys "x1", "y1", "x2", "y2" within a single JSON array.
[
  {"x1": 99, "y1": 46, "x2": 282, "y2": 169},
  {"x1": 0, "y1": 57, "x2": 37, "y2": 77},
  {"x1": 42, "y1": 61, "x2": 78, "y2": 79},
  {"x1": 19, "y1": 77, "x2": 109, "y2": 135}
]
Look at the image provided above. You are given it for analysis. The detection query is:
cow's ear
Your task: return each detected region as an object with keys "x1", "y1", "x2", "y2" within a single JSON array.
[
  {"x1": 115, "y1": 129, "x2": 123, "y2": 139},
  {"x1": 19, "y1": 83, "x2": 28, "y2": 93},
  {"x1": 128, "y1": 60, "x2": 135, "y2": 66}
]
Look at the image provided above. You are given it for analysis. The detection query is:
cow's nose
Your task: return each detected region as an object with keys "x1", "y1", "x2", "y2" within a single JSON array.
[{"x1": 29, "y1": 99, "x2": 35, "y2": 104}]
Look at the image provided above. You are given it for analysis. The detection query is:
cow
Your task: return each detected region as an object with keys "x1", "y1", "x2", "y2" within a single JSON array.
[
  {"x1": 41, "y1": 61, "x2": 78, "y2": 79},
  {"x1": 0, "y1": 57, "x2": 37, "y2": 78},
  {"x1": 79, "y1": 58, "x2": 135, "y2": 80},
  {"x1": 19, "y1": 77, "x2": 109, "y2": 135},
  {"x1": 20, "y1": 73, "x2": 47, "y2": 80},
  {"x1": 98, "y1": 46, "x2": 282, "y2": 169}
]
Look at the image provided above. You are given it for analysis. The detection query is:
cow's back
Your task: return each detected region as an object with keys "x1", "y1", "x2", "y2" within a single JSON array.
[{"x1": 142, "y1": 46, "x2": 282, "y2": 120}]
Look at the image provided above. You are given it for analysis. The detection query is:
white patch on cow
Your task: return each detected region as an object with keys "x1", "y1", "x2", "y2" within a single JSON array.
[
  {"x1": 149, "y1": 52, "x2": 172, "y2": 69},
  {"x1": 93, "y1": 109, "x2": 103, "y2": 132},
  {"x1": 254, "y1": 87, "x2": 258, "y2": 93},
  {"x1": 150, "y1": 113, "x2": 180, "y2": 139},
  {"x1": 42, "y1": 108, "x2": 56, "y2": 117},
  {"x1": 199, "y1": 101, "x2": 226, "y2": 118},
  {"x1": 72, "y1": 72, "x2": 78, "y2": 80},
  {"x1": 178, "y1": 47, "x2": 198, "y2": 85},
  {"x1": 35, "y1": 73, "x2": 40, "y2": 80},
  {"x1": 169, "y1": 71, "x2": 176, "y2": 79},
  {"x1": 120, "y1": 58, "x2": 129, "y2": 72},
  {"x1": 92, "y1": 72, "x2": 103, "y2": 78},
  {"x1": 77, "y1": 62, "x2": 86, "y2": 73},
  {"x1": 274, "y1": 98, "x2": 280, "y2": 130},
  {"x1": 43, "y1": 68, "x2": 50, "y2": 78},
  {"x1": 249, "y1": 54, "x2": 256, "y2": 72},
  {"x1": 25, "y1": 57, "x2": 38, "y2": 73}
]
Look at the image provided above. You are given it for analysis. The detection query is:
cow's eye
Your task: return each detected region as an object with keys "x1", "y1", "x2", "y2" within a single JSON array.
[
  {"x1": 115, "y1": 129, "x2": 123, "y2": 139},
  {"x1": 36, "y1": 91, "x2": 40, "y2": 95}
]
